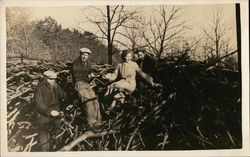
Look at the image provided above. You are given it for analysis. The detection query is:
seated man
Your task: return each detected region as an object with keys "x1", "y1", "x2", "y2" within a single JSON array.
[
  {"x1": 72, "y1": 47, "x2": 102, "y2": 133},
  {"x1": 35, "y1": 70, "x2": 67, "y2": 151}
]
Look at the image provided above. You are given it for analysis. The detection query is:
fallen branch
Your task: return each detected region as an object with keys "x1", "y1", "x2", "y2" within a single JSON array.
[
  {"x1": 8, "y1": 129, "x2": 22, "y2": 147},
  {"x1": 161, "y1": 131, "x2": 169, "y2": 150},
  {"x1": 126, "y1": 128, "x2": 138, "y2": 150},
  {"x1": 137, "y1": 129, "x2": 145, "y2": 148},
  {"x1": 23, "y1": 133, "x2": 38, "y2": 140},
  {"x1": 205, "y1": 50, "x2": 238, "y2": 70},
  {"x1": 226, "y1": 129, "x2": 236, "y2": 147},
  {"x1": 59, "y1": 130, "x2": 115, "y2": 151},
  {"x1": 7, "y1": 71, "x2": 26, "y2": 82},
  {"x1": 187, "y1": 131, "x2": 214, "y2": 147},
  {"x1": 8, "y1": 88, "x2": 33, "y2": 103}
]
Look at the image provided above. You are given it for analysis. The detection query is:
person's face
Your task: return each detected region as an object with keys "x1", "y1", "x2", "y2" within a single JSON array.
[
  {"x1": 137, "y1": 52, "x2": 145, "y2": 60},
  {"x1": 46, "y1": 77, "x2": 57, "y2": 86},
  {"x1": 124, "y1": 52, "x2": 132, "y2": 62},
  {"x1": 80, "y1": 53, "x2": 90, "y2": 62},
  {"x1": 134, "y1": 53, "x2": 139, "y2": 61}
]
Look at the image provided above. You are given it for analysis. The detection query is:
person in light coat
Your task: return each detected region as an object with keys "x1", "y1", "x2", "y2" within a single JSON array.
[{"x1": 104, "y1": 50, "x2": 161, "y2": 109}]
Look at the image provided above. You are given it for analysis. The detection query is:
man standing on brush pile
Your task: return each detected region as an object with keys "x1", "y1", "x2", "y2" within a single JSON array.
[
  {"x1": 134, "y1": 48, "x2": 156, "y2": 76},
  {"x1": 35, "y1": 70, "x2": 67, "y2": 151},
  {"x1": 72, "y1": 47, "x2": 102, "y2": 133},
  {"x1": 134, "y1": 48, "x2": 162, "y2": 85}
]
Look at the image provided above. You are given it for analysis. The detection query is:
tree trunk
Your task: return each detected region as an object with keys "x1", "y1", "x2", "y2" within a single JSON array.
[
  {"x1": 216, "y1": 40, "x2": 219, "y2": 59},
  {"x1": 107, "y1": 5, "x2": 112, "y2": 65}
]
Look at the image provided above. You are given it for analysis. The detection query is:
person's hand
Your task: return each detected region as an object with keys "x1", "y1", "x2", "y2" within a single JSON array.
[
  {"x1": 66, "y1": 104, "x2": 73, "y2": 111},
  {"x1": 102, "y1": 74, "x2": 108, "y2": 79},
  {"x1": 88, "y1": 73, "x2": 95, "y2": 79},
  {"x1": 103, "y1": 73, "x2": 113, "y2": 81},
  {"x1": 51, "y1": 110, "x2": 60, "y2": 117}
]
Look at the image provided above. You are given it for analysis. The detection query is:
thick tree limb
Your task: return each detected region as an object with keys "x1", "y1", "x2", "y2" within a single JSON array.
[
  {"x1": 59, "y1": 130, "x2": 115, "y2": 151},
  {"x1": 205, "y1": 50, "x2": 238, "y2": 70},
  {"x1": 126, "y1": 128, "x2": 138, "y2": 150}
]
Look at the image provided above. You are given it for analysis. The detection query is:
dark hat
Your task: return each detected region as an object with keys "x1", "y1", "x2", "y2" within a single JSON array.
[
  {"x1": 121, "y1": 50, "x2": 132, "y2": 61},
  {"x1": 134, "y1": 48, "x2": 146, "y2": 54}
]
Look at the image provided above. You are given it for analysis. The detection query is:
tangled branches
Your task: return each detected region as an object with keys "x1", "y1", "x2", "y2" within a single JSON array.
[{"x1": 6, "y1": 60, "x2": 241, "y2": 151}]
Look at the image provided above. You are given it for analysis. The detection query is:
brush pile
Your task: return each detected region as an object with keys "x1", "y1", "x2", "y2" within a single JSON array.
[{"x1": 6, "y1": 59, "x2": 241, "y2": 151}]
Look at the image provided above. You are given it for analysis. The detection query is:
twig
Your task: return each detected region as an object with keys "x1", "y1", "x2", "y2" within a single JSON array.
[
  {"x1": 83, "y1": 139, "x2": 93, "y2": 147},
  {"x1": 68, "y1": 128, "x2": 74, "y2": 138},
  {"x1": 126, "y1": 128, "x2": 138, "y2": 150},
  {"x1": 205, "y1": 50, "x2": 238, "y2": 70},
  {"x1": 226, "y1": 129, "x2": 236, "y2": 147},
  {"x1": 112, "y1": 132, "x2": 118, "y2": 149},
  {"x1": 8, "y1": 88, "x2": 33, "y2": 103},
  {"x1": 17, "y1": 121, "x2": 31, "y2": 129},
  {"x1": 104, "y1": 139, "x2": 110, "y2": 149},
  {"x1": 176, "y1": 127, "x2": 191, "y2": 148},
  {"x1": 28, "y1": 141, "x2": 37, "y2": 152},
  {"x1": 196, "y1": 125, "x2": 206, "y2": 148},
  {"x1": 8, "y1": 111, "x2": 20, "y2": 126},
  {"x1": 55, "y1": 129, "x2": 67, "y2": 139},
  {"x1": 161, "y1": 131, "x2": 169, "y2": 150},
  {"x1": 7, "y1": 71, "x2": 26, "y2": 82},
  {"x1": 7, "y1": 108, "x2": 18, "y2": 119},
  {"x1": 23, "y1": 137, "x2": 35, "y2": 152},
  {"x1": 59, "y1": 130, "x2": 115, "y2": 151},
  {"x1": 137, "y1": 129, "x2": 145, "y2": 148},
  {"x1": 187, "y1": 131, "x2": 214, "y2": 147},
  {"x1": 196, "y1": 125, "x2": 206, "y2": 138},
  {"x1": 57, "y1": 70, "x2": 70, "y2": 74},
  {"x1": 8, "y1": 129, "x2": 22, "y2": 147},
  {"x1": 23, "y1": 133, "x2": 38, "y2": 140},
  {"x1": 73, "y1": 125, "x2": 79, "y2": 139}
]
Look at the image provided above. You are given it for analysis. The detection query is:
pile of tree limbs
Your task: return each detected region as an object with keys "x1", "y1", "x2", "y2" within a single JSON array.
[{"x1": 6, "y1": 58, "x2": 241, "y2": 151}]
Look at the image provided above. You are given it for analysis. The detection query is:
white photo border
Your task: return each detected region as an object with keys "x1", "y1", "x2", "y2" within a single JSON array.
[{"x1": 0, "y1": 0, "x2": 249, "y2": 156}]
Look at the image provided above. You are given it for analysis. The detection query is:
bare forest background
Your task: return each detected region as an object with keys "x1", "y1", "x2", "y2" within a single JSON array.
[{"x1": 6, "y1": 5, "x2": 238, "y2": 70}]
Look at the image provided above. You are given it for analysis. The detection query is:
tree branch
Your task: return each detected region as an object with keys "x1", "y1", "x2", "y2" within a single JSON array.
[
  {"x1": 59, "y1": 130, "x2": 116, "y2": 151},
  {"x1": 205, "y1": 50, "x2": 238, "y2": 70}
]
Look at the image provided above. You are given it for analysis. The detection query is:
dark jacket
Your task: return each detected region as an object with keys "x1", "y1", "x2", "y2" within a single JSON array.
[
  {"x1": 72, "y1": 57, "x2": 91, "y2": 82},
  {"x1": 35, "y1": 80, "x2": 67, "y2": 124},
  {"x1": 136, "y1": 54, "x2": 156, "y2": 75}
]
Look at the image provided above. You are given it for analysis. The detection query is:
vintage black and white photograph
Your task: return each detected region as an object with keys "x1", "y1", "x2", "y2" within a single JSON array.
[{"x1": 0, "y1": 0, "x2": 249, "y2": 156}]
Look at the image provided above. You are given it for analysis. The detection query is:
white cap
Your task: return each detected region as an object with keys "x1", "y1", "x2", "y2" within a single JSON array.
[
  {"x1": 43, "y1": 70, "x2": 57, "y2": 79},
  {"x1": 79, "y1": 48, "x2": 91, "y2": 54}
]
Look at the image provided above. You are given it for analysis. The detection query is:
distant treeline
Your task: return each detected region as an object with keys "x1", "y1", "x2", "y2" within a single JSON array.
[{"x1": 6, "y1": 8, "x2": 120, "y2": 64}]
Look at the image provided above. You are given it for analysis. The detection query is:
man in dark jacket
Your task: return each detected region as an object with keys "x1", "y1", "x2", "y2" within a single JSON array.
[
  {"x1": 72, "y1": 47, "x2": 102, "y2": 133},
  {"x1": 134, "y1": 48, "x2": 156, "y2": 76},
  {"x1": 35, "y1": 70, "x2": 67, "y2": 151}
]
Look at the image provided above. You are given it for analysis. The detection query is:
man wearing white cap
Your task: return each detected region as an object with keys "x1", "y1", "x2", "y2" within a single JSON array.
[
  {"x1": 72, "y1": 47, "x2": 102, "y2": 133},
  {"x1": 35, "y1": 70, "x2": 67, "y2": 151}
]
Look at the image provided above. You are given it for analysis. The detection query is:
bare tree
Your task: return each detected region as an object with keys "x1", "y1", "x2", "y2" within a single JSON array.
[
  {"x1": 202, "y1": 7, "x2": 235, "y2": 62},
  {"x1": 178, "y1": 37, "x2": 201, "y2": 61},
  {"x1": 6, "y1": 8, "x2": 33, "y2": 63},
  {"x1": 83, "y1": 5, "x2": 139, "y2": 64},
  {"x1": 6, "y1": 8, "x2": 51, "y2": 63},
  {"x1": 142, "y1": 6, "x2": 188, "y2": 59},
  {"x1": 114, "y1": 19, "x2": 146, "y2": 51}
]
